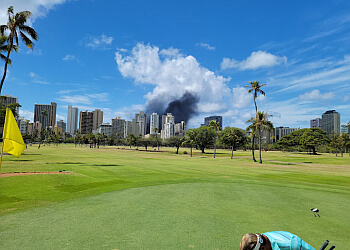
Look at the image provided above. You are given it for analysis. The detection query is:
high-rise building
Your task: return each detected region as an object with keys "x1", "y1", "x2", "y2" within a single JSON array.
[
  {"x1": 79, "y1": 110, "x2": 93, "y2": 134},
  {"x1": 34, "y1": 102, "x2": 57, "y2": 129},
  {"x1": 57, "y1": 120, "x2": 66, "y2": 133},
  {"x1": 92, "y1": 109, "x2": 103, "y2": 132},
  {"x1": 17, "y1": 117, "x2": 29, "y2": 134},
  {"x1": 273, "y1": 126, "x2": 299, "y2": 142},
  {"x1": 0, "y1": 95, "x2": 19, "y2": 115},
  {"x1": 204, "y1": 116, "x2": 223, "y2": 128},
  {"x1": 174, "y1": 121, "x2": 186, "y2": 137},
  {"x1": 161, "y1": 113, "x2": 175, "y2": 139},
  {"x1": 67, "y1": 105, "x2": 78, "y2": 135},
  {"x1": 98, "y1": 123, "x2": 113, "y2": 136},
  {"x1": 135, "y1": 111, "x2": 147, "y2": 137},
  {"x1": 320, "y1": 110, "x2": 340, "y2": 135},
  {"x1": 341, "y1": 125, "x2": 349, "y2": 134},
  {"x1": 310, "y1": 118, "x2": 321, "y2": 128},
  {"x1": 150, "y1": 113, "x2": 159, "y2": 134},
  {"x1": 111, "y1": 116, "x2": 126, "y2": 138}
]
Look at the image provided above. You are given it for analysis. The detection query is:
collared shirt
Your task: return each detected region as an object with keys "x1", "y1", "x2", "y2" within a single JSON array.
[{"x1": 263, "y1": 231, "x2": 315, "y2": 250}]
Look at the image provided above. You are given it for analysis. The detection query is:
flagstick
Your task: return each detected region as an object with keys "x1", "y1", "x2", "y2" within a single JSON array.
[
  {"x1": 0, "y1": 139, "x2": 4, "y2": 173},
  {"x1": 0, "y1": 109, "x2": 9, "y2": 173},
  {"x1": 0, "y1": 110, "x2": 7, "y2": 173}
]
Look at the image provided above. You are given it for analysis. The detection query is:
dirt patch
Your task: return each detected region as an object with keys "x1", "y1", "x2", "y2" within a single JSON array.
[{"x1": 0, "y1": 171, "x2": 73, "y2": 178}]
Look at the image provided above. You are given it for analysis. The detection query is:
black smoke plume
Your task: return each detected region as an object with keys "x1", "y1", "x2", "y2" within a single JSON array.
[
  {"x1": 145, "y1": 92, "x2": 199, "y2": 127},
  {"x1": 165, "y1": 92, "x2": 199, "y2": 123}
]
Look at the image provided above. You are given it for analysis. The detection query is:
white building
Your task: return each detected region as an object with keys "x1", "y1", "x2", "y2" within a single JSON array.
[
  {"x1": 17, "y1": 117, "x2": 29, "y2": 134},
  {"x1": 150, "y1": 113, "x2": 159, "y2": 134},
  {"x1": 67, "y1": 105, "x2": 78, "y2": 135},
  {"x1": 135, "y1": 111, "x2": 147, "y2": 137},
  {"x1": 310, "y1": 118, "x2": 321, "y2": 128},
  {"x1": 273, "y1": 126, "x2": 300, "y2": 142},
  {"x1": 174, "y1": 121, "x2": 186, "y2": 137},
  {"x1": 161, "y1": 113, "x2": 175, "y2": 139},
  {"x1": 97, "y1": 123, "x2": 113, "y2": 136},
  {"x1": 320, "y1": 110, "x2": 340, "y2": 135}
]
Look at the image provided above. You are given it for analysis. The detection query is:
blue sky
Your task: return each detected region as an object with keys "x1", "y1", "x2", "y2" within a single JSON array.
[{"x1": 1, "y1": 0, "x2": 350, "y2": 129}]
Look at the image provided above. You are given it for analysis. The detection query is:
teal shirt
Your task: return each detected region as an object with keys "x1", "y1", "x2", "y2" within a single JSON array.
[{"x1": 263, "y1": 231, "x2": 315, "y2": 250}]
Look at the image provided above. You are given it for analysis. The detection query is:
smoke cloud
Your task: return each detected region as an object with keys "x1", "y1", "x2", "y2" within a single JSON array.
[{"x1": 165, "y1": 92, "x2": 199, "y2": 123}]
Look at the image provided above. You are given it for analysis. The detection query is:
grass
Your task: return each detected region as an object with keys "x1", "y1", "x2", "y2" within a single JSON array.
[{"x1": 0, "y1": 144, "x2": 349, "y2": 249}]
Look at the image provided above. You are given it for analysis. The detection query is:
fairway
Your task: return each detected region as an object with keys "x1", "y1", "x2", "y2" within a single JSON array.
[{"x1": 0, "y1": 144, "x2": 349, "y2": 249}]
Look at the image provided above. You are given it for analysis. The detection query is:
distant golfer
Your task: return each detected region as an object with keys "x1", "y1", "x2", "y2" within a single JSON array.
[
  {"x1": 311, "y1": 208, "x2": 320, "y2": 217},
  {"x1": 239, "y1": 231, "x2": 315, "y2": 250}
]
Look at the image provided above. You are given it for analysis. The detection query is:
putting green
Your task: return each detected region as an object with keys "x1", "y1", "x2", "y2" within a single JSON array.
[{"x1": 1, "y1": 181, "x2": 347, "y2": 249}]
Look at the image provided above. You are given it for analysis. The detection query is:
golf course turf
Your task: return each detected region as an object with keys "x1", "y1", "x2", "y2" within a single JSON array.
[{"x1": 0, "y1": 144, "x2": 349, "y2": 249}]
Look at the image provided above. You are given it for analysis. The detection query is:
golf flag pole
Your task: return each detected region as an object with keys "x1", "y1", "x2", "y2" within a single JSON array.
[{"x1": 0, "y1": 108, "x2": 25, "y2": 172}]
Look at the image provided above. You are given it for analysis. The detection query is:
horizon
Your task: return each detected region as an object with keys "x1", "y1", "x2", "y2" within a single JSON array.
[{"x1": 1, "y1": 1, "x2": 350, "y2": 130}]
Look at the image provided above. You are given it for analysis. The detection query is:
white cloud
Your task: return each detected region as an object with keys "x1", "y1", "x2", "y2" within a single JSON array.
[
  {"x1": 231, "y1": 86, "x2": 251, "y2": 108},
  {"x1": 298, "y1": 90, "x2": 335, "y2": 101},
  {"x1": 160, "y1": 47, "x2": 182, "y2": 57},
  {"x1": 62, "y1": 54, "x2": 76, "y2": 61},
  {"x1": 29, "y1": 72, "x2": 49, "y2": 85},
  {"x1": 221, "y1": 50, "x2": 287, "y2": 70},
  {"x1": 196, "y1": 43, "x2": 215, "y2": 51},
  {"x1": 84, "y1": 34, "x2": 113, "y2": 49},
  {"x1": 197, "y1": 102, "x2": 226, "y2": 113},
  {"x1": 271, "y1": 56, "x2": 350, "y2": 92},
  {"x1": 58, "y1": 93, "x2": 109, "y2": 105},
  {"x1": 0, "y1": 0, "x2": 68, "y2": 24},
  {"x1": 115, "y1": 43, "x2": 231, "y2": 113},
  {"x1": 19, "y1": 109, "x2": 34, "y2": 122}
]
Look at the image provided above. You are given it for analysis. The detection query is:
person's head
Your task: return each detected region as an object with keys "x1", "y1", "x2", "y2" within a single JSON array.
[{"x1": 239, "y1": 233, "x2": 271, "y2": 250}]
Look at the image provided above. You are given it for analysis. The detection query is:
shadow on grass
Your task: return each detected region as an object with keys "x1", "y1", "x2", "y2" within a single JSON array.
[
  {"x1": 54, "y1": 162, "x2": 85, "y2": 165},
  {"x1": 90, "y1": 164, "x2": 120, "y2": 167},
  {"x1": 7, "y1": 159, "x2": 34, "y2": 162}
]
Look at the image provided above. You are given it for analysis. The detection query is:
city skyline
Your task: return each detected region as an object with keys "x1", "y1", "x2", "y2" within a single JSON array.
[{"x1": 1, "y1": 1, "x2": 350, "y2": 129}]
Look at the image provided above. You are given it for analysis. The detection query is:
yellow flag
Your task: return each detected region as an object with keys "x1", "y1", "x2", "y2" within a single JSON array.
[{"x1": 2, "y1": 108, "x2": 25, "y2": 157}]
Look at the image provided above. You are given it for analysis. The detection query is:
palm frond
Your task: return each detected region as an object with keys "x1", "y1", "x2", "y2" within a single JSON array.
[
  {"x1": 19, "y1": 31, "x2": 34, "y2": 49},
  {"x1": 19, "y1": 26, "x2": 38, "y2": 40}
]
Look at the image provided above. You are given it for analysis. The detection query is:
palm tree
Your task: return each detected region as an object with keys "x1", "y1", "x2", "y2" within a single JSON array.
[
  {"x1": 245, "y1": 81, "x2": 266, "y2": 162},
  {"x1": 209, "y1": 120, "x2": 221, "y2": 158},
  {"x1": 153, "y1": 127, "x2": 159, "y2": 151},
  {"x1": 0, "y1": 6, "x2": 38, "y2": 94},
  {"x1": 245, "y1": 81, "x2": 266, "y2": 113},
  {"x1": 255, "y1": 111, "x2": 273, "y2": 164},
  {"x1": 0, "y1": 34, "x2": 15, "y2": 65},
  {"x1": 246, "y1": 117, "x2": 258, "y2": 162}
]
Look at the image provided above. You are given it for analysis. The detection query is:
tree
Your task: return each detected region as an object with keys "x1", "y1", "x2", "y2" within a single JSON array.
[
  {"x1": 221, "y1": 127, "x2": 246, "y2": 159},
  {"x1": 153, "y1": 127, "x2": 159, "y2": 151},
  {"x1": 246, "y1": 117, "x2": 258, "y2": 162},
  {"x1": 338, "y1": 133, "x2": 350, "y2": 157},
  {"x1": 0, "y1": 6, "x2": 38, "y2": 94},
  {"x1": 245, "y1": 81, "x2": 266, "y2": 162},
  {"x1": 167, "y1": 136, "x2": 184, "y2": 154},
  {"x1": 126, "y1": 134, "x2": 137, "y2": 148},
  {"x1": 0, "y1": 34, "x2": 14, "y2": 65},
  {"x1": 300, "y1": 128, "x2": 329, "y2": 155},
  {"x1": 140, "y1": 137, "x2": 152, "y2": 151},
  {"x1": 183, "y1": 129, "x2": 196, "y2": 157},
  {"x1": 330, "y1": 132, "x2": 340, "y2": 156},
  {"x1": 209, "y1": 120, "x2": 221, "y2": 158},
  {"x1": 245, "y1": 81, "x2": 266, "y2": 113},
  {"x1": 0, "y1": 96, "x2": 21, "y2": 126},
  {"x1": 252, "y1": 111, "x2": 273, "y2": 164},
  {"x1": 190, "y1": 126, "x2": 215, "y2": 154}
]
